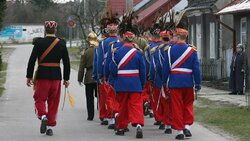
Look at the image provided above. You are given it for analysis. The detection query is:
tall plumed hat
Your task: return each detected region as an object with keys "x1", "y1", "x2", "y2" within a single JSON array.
[{"x1": 119, "y1": 10, "x2": 139, "y2": 37}]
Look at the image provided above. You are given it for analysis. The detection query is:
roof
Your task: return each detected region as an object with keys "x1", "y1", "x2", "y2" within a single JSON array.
[
  {"x1": 133, "y1": 0, "x2": 151, "y2": 11},
  {"x1": 107, "y1": 0, "x2": 143, "y2": 16},
  {"x1": 188, "y1": 0, "x2": 217, "y2": 8},
  {"x1": 217, "y1": 0, "x2": 250, "y2": 15},
  {"x1": 137, "y1": 0, "x2": 180, "y2": 27}
]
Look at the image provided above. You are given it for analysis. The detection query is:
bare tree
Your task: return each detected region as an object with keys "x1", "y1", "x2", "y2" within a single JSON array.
[{"x1": 71, "y1": 0, "x2": 106, "y2": 43}]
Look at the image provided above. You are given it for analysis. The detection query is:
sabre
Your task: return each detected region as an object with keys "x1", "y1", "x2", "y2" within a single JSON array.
[
  {"x1": 149, "y1": 82, "x2": 155, "y2": 103},
  {"x1": 97, "y1": 82, "x2": 100, "y2": 110},
  {"x1": 156, "y1": 90, "x2": 162, "y2": 111},
  {"x1": 62, "y1": 87, "x2": 67, "y2": 111},
  {"x1": 243, "y1": 71, "x2": 248, "y2": 108}
]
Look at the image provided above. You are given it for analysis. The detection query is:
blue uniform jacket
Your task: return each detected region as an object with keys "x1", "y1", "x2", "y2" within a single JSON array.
[
  {"x1": 104, "y1": 41, "x2": 123, "y2": 79},
  {"x1": 92, "y1": 47, "x2": 98, "y2": 81},
  {"x1": 149, "y1": 41, "x2": 162, "y2": 88},
  {"x1": 156, "y1": 43, "x2": 170, "y2": 80},
  {"x1": 162, "y1": 42, "x2": 201, "y2": 88},
  {"x1": 109, "y1": 43, "x2": 146, "y2": 92},
  {"x1": 144, "y1": 41, "x2": 154, "y2": 79},
  {"x1": 97, "y1": 36, "x2": 119, "y2": 79},
  {"x1": 105, "y1": 41, "x2": 124, "y2": 85}
]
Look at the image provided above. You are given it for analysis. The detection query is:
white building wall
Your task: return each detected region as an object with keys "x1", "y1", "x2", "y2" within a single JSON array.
[{"x1": 0, "y1": 24, "x2": 44, "y2": 43}]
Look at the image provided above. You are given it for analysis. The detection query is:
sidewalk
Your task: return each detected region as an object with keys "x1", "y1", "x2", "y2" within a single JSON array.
[{"x1": 199, "y1": 86, "x2": 248, "y2": 107}]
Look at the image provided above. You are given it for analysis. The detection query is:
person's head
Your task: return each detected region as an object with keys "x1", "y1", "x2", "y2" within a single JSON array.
[
  {"x1": 173, "y1": 28, "x2": 188, "y2": 42},
  {"x1": 236, "y1": 44, "x2": 244, "y2": 53},
  {"x1": 101, "y1": 28, "x2": 109, "y2": 38},
  {"x1": 143, "y1": 31, "x2": 153, "y2": 42},
  {"x1": 87, "y1": 31, "x2": 99, "y2": 47},
  {"x1": 123, "y1": 31, "x2": 135, "y2": 43},
  {"x1": 45, "y1": 21, "x2": 58, "y2": 35},
  {"x1": 167, "y1": 31, "x2": 174, "y2": 41},
  {"x1": 152, "y1": 29, "x2": 161, "y2": 41},
  {"x1": 160, "y1": 31, "x2": 169, "y2": 42},
  {"x1": 107, "y1": 24, "x2": 118, "y2": 36}
]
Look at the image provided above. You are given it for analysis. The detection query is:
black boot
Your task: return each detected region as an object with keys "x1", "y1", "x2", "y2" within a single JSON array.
[
  {"x1": 144, "y1": 102, "x2": 150, "y2": 116},
  {"x1": 149, "y1": 113, "x2": 154, "y2": 118},
  {"x1": 164, "y1": 128, "x2": 172, "y2": 134},
  {"x1": 238, "y1": 91, "x2": 244, "y2": 95},
  {"x1": 229, "y1": 91, "x2": 237, "y2": 95},
  {"x1": 124, "y1": 128, "x2": 130, "y2": 132},
  {"x1": 175, "y1": 134, "x2": 184, "y2": 140},
  {"x1": 183, "y1": 129, "x2": 192, "y2": 137},
  {"x1": 46, "y1": 129, "x2": 53, "y2": 136},
  {"x1": 154, "y1": 121, "x2": 161, "y2": 125},
  {"x1": 159, "y1": 123, "x2": 165, "y2": 130},
  {"x1": 101, "y1": 120, "x2": 108, "y2": 125},
  {"x1": 136, "y1": 127, "x2": 143, "y2": 139},
  {"x1": 115, "y1": 129, "x2": 125, "y2": 136},
  {"x1": 108, "y1": 124, "x2": 115, "y2": 129},
  {"x1": 40, "y1": 117, "x2": 48, "y2": 134}
]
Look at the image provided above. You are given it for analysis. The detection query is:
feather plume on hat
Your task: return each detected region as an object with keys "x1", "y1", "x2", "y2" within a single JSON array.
[
  {"x1": 100, "y1": 5, "x2": 120, "y2": 34},
  {"x1": 119, "y1": 11, "x2": 138, "y2": 35}
]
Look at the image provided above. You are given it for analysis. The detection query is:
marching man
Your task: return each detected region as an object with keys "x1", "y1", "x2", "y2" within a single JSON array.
[
  {"x1": 109, "y1": 31, "x2": 146, "y2": 138},
  {"x1": 26, "y1": 21, "x2": 70, "y2": 136},
  {"x1": 162, "y1": 28, "x2": 201, "y2": 140}
]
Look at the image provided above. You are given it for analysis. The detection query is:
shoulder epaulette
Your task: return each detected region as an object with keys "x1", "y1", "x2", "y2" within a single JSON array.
[
  {"x1": 109, "y1": 41, "x2": 117, "y2": 46},
  {"x1": 150, "y1": 46, "x2": 158, "y2": 54},
  {"x1": 159, "y1": 43, "x2": 168, "y2": 49},
  {"x1": 164, "y1": 46, "x2": 170, "y2": 52},
  {"x1": 133, "y1": 43, "x2": 143, "y2": 52},
  {"x1": 144, "y1": 44, "x2": 150, "y2": 52},
  {"x1": 112, "y1": 48, "x2": 118, "y2": 53},
  {"x1": 189, "y1": 44, "x2": 197, "y2": 51}
]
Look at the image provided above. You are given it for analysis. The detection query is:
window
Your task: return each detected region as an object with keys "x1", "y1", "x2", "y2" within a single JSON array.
[{"x1": 240, "y1": 17, "x2": 247, "y2": 44}]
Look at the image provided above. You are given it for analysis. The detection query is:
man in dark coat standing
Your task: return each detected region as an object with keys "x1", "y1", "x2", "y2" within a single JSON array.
[
  {"x1": 26, "y1": 21, "x2": 70, "y2": 136},
  {"x1": 229, "y1": 44, "x2": 248, "y2": 95}
]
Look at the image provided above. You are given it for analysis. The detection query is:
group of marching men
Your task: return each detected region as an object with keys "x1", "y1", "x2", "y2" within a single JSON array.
[{"x1": 91, "y1": 19, "x2": 202, "y2": 140}]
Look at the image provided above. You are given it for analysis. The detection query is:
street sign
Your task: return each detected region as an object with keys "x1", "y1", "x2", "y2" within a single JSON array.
[{"x1": 67, "y1": 19, "x2": 76, "y2": 28}]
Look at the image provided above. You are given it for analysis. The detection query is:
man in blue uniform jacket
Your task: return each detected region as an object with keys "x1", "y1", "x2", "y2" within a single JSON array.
[
  {"x1": 109, "y1": 31, "x2": 146, "y2": 138},
  {"x1": 162, "y1": 28, "x2": 201, "y2": 140}
]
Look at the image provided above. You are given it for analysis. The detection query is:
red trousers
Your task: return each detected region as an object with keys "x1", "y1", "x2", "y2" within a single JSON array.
[
  {"x1": 170, "y1": 88, "x2": 194, "y2": 130},
  {"x1": 162, "y1": 87, "x2": 172, "y2": 125},
  {"x1": 116, "y1": 92, "x2": 144, "y2": 129},
  {"x1": 33, "y1": 79, "x2": 61, "y2": 126},
  {"x1": 141, "y1": 81, "x2": 150, "y2": 103},
  {"x1": 98, "y1": 83, "x2": 108, "y2": 119},
  {"x1": 150, "y1": 85, "x2": 164, "y2": 122},
  {"x1": 106, "y1": 85, "x2": 119, "y2": 118}
]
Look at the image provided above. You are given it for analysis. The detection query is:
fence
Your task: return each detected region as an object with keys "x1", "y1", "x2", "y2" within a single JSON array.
[{"x1": 200, "y1": 59, "x2": 222, "y2": 81}]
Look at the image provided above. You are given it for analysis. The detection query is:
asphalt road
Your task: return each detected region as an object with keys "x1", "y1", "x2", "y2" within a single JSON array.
[{"x1": 0, "y1": 45, "x2": 231, "y2": 141}]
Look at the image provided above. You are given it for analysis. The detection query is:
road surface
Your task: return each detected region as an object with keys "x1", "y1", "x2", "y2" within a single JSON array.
[{"x1": 0, "y1": 45, "x2": 232, "y2": 141}]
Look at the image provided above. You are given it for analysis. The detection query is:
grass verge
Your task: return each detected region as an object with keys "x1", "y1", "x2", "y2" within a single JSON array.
[
  {"x1": 0, "y1": 62, "x2": 7, "y2": 97},
  {"x1": 0, "y1": 48, "x2": 15, "y2": 97},
  {"x1": 195, "y1": 98, "x2": 250, "y2": 141}
]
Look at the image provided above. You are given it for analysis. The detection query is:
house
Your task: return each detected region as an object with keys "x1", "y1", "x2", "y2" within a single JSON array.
[
  {"x1": 217, "y1": 0, "x2": 250, "y2": 87},
  {"x1": 107, "y1": 0, "x2": 181, "y2": 27},
  {"x1": 107, "y1": 0, "x2": 143, "y2": 16},
  {"x1": 185, "y1": 0, "x2": 235, "y2": 80}
]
